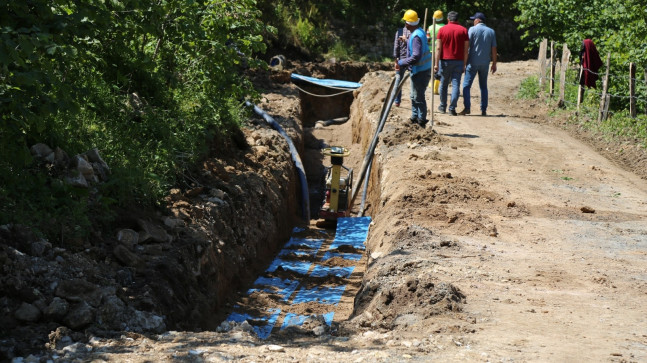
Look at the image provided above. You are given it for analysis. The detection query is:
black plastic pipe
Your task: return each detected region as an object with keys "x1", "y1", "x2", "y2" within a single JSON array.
[
  {"x1": 246, "y1": 101, "x2": 310, "y2": 221},
  {"x1": 352, "y1": 72, "x2": 410, "y2": 215}
]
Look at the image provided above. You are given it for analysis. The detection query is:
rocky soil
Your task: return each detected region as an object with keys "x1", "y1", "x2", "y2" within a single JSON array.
[{"x1": 2, "y1": 59, "x2": 647, "y2": 362}]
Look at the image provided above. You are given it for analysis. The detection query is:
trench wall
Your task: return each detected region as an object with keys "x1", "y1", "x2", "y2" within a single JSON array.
[{"x1": 154, "y1": 127, "x2": 302, "y2": 331}]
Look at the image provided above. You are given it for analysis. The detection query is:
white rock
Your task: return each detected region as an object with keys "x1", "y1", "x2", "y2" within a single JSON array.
[
  {"x1": 313, "y1": 326, "x2": 326, "y2": 336},
  {"x1": 62, "y1": 342, "x2": 92, "y2": 353},
  {"x1": 265, "y1": 344, "x2": 285, "y2": 352}
]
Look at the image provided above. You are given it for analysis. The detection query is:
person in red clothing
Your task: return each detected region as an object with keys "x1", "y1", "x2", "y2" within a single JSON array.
[
  {"x1": 579, "y1": 39, "x2": 602, "y2": 88},
  {"x1": 433, "y1": 11, "x2": 469, "y2": 116}
]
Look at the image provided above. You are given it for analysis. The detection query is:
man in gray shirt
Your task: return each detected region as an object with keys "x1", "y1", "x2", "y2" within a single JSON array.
[
  {"x1": 459, "y1": 12, "x2": 497, "y2": 116},
  {"x1": 393, "y1": 25, "x2": 411, "y2": 107}
]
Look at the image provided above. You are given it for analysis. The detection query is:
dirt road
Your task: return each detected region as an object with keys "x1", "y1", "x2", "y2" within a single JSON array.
[
  {"x1": 57, "y1": 60, "x2": 647, "y2": 362},
  {"x1": 359, "y1": 60, "x2": 647, "y2": 361}
]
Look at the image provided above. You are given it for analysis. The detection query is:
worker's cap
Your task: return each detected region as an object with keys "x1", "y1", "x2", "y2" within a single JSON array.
[{"x1": 470, "y1": 12, "x2": 486, "y2": 21}]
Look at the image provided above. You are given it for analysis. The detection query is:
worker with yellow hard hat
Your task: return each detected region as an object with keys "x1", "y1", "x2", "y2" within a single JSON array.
[
  {"x1": 395, "y1": 9, "x2": 433, "y2": 127},
  {"x1": 427, "y1": 10, "x2": 445, "y2": 95}
]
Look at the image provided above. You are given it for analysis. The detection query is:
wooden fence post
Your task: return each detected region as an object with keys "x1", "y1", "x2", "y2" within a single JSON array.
[
  {"x1": 598, "y1": 53, "x2": 611, "y2": 122},
  {"x1": 602, "y1": 94, "x2": 611, "y2": 121},
  {"x1": 558, "y1": 43, "x2": 570, "y2": 108},
  {"x1": 630, "y1": 62, "x2": 636, "y2": 118},
  {"x1": 549, "y1": 41, "x2": 555, "y2": 97},
  {"x1": 538, "y1": 39, "x2": 547, "y2": 88},
  {"x1": 577, "y1": 67, "x2": 585, "y2": 111}
]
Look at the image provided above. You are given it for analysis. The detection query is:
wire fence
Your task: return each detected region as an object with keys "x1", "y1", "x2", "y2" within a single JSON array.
[{"x1": 536, "y1": 39, "x2": 647, "y2": 121}]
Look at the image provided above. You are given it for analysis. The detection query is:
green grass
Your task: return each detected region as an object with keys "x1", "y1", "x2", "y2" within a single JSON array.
[
  {"x1": 521, "y1": 71, "x2": 647, "y2": 152},
  {"x1": 325, "y1": 40, "x2": 355, "y2": 61},
  {"x1": 517, "y1": 75, "x2": 541, "y2": 99}
]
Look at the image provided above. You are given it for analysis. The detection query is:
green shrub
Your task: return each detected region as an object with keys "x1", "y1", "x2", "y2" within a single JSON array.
[
  {"x1": 517, "y1": 76, "x2": 541, "y2": 99},
  {"x1": 325, "y1": 40, "x2": 355, "y2": 61},
  {"x1": 0, "y1": 0, "x2": 267, "y2": 242}
]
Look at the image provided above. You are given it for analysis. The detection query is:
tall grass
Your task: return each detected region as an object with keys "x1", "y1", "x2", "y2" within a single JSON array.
[{"x1": 517, "y1": 70, "x2": 647, "y2": 149}]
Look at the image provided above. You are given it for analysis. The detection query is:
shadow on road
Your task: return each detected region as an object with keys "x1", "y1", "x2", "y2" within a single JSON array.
[{"x1": 442, "y1": 133, "x2": 480, "y2": 138}]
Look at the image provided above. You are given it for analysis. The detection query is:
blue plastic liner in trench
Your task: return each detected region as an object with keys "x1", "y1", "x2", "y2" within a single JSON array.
[
  {"x1": 329, "y1": 217, "x2": 371, "y2": 250},
  {"x1": 281, "y1": 311, "x2": 335, "y2": 330},
  {"x1": 226, "y1": 308, "x2": 281, "y2": 340},
  {"x1": 225, "y1": 216, "x2": 371, "y2": 339}
]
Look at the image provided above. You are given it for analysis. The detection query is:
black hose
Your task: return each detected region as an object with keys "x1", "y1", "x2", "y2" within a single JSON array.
[
  {"x1": 358, "y1": 73, "x2": 399, "y2": 216},
  {"x1": 245, "y1": 101, "x2": 310, "y2": 221},
  {"x1": 358, "y1": 159, "x2": 371, "y2": 216},
  {"x1": 357, "y1": 72, "x2": 402, "y2": 217},
  {"x1": 351, "y1": 72, "x2": 410, "y2": 213}
]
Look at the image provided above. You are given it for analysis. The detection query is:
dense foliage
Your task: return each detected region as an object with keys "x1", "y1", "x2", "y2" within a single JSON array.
[
  {"x1": 0, "y1": 0, "x2": 269, "y2": 238},
  {"x1": 256, "y1": 0, "x2": 524, "y2": 60},
  {"x1": 515, "y1": 0, "x2": 647, "y2": 146},
  {"x1": 515, "y1": 0, "x2": 647, "y2": 111}
]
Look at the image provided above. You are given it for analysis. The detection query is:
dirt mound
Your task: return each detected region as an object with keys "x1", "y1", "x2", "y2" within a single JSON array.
[
  {"x1": 381, "y1": 122, "x2": 439, "y2": 147},
  {"x1": 351, "y1": 275, "x2": 465, "y2": 330},
  {"x1": 342, "y1": 223, "x2": 465, "y2": 332}
]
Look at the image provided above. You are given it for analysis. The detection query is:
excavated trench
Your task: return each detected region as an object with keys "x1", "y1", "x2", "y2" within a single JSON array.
[
  {"x1": 0, "y1": 64, "x2": 389, "y2": 359},
  {"x1": 129, "y1": 62, "x2": 397, "y2": 338},
  {"x1": 213, "y1": 64, "x2": 390, "y2": 337},
  {"x1": 1, "y1": 64, "x2": 469, "y2": 359}
]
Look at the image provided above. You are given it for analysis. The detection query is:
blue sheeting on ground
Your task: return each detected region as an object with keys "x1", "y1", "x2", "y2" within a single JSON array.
[
  {"x1": 247, "y1": 277, "x2": 299, "y2": 302},
  {"x1": 329, "y1": 217, "x2": 371, "y2": 250},
  {"x1": 310, "y1": 265, "x2": 355, "y2": 278},
  {"x1": 226, "y1": 308, "x2": 281, "y2": 340},
  {"x1": 225, "y1": 217, "x2": 371, "y2": 339},
  {"x1": 266, "y1": 259, "x2": 312, "y2": 275},
  {"x1": 279, "y1": 237, "x2": 324, "y2": 258},
  {"x1": 284, "y1": 237, "x2": 325, "y2": 250},
  {"x1": 290, "y1": 73, "x2": 362, "y2": 89},
  {"x1": 281, "y1": 311, "x2": 335, "y2": 330},
  {"x1": 292, "y1": 285, "x2": 346, "y2": 305},
  {"x1": 321, "y1": 251, "x2": 363, "y2": 261}
]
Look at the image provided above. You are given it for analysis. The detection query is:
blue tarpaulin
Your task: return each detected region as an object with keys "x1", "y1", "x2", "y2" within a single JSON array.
[
  {"x1": 225, "y1": 217, "x2": 371, "y2": 339},
  {"x1": 291, "y1": 73, "x2": 362, "y2": 89}
]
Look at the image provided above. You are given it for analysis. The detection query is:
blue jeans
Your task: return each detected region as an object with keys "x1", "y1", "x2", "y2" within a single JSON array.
[
  {"x1": 409, "y1": 68, "x2": 432, "y2": 121},
  {"x1": 462, "y1": 63, "x2": 489, "y2": 111},
  {"x1": 393, "y1": 67, "x2": 407, "y2": 104},
  {"x1": 438, "y1": 60, "x2": 464, "y2": 112}
]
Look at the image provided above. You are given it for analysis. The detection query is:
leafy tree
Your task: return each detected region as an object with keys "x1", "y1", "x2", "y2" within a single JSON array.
[
  {"x1": 0, "y1": 0, "x2": 269, "y2": 239},
  {"x1": 515, "y1": 0, "x2": 647, "y2": 110}
]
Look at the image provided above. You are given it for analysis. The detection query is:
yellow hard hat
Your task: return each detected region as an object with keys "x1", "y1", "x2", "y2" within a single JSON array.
[
  {"x1": 402, "y1": 9, "x2": 419, "y2": 25},
  {"x1": 433, "y1": 10, "x2": 444, "y2": 20}
]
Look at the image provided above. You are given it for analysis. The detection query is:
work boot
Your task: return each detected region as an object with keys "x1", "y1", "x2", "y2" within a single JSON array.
[
  {"x1": 448, "y1": 109, "x2": 458, "y2": 116},
  {"x1": 417, "y1": 119, "x2": 428, "y2": 127},
  {"x1": 459, "y1": 108, "x2": 470, "y2": 115},
  {"x1": 409, "y1": 117, "x2": 418, "y2": 124},
  {"x1": 437, "y1": 106, "x2": 446, "y2": 114},
  {"x1": 481, "y1": 110, "x2": 487, "y2": 116}
]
